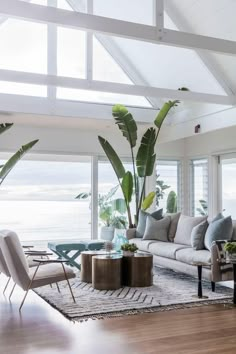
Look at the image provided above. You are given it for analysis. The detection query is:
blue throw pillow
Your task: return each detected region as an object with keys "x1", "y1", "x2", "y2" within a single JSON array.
[
  {"x1": 204, "y1": 215, "x2": 233, "y2": 250},
  {"x1": 136, "y1": 209, "x2": 163, "y2": 238}
]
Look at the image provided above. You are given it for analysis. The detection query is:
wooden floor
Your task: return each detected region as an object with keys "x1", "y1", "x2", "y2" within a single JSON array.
[{"x1": 1, "y1": 276, "x2": 236, "y2": 354}]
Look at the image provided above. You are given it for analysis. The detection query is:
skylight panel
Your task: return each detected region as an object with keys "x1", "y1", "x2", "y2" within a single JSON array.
[
  {"x1": 0, "y1": 19, "x2": 47, "y2": 74},
  {"x1": 57, "y1": 27, "x2": 86, "y2": 78},
  {"x1": 0, "y1": 81, "x2": 47, "y2": 97},
  {"x1": 57, "y1": 88, "x2": 152, "y2": 107},
  {"x1": 93, "y1": 37, "x2": 133, "y2": 84}
]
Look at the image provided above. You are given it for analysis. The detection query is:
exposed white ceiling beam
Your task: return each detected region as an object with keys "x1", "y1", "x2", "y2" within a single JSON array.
[
  {"x1": 0, "y1": 69, "x2": 232, "y2": 105},
  {"x1": 1, "y1": 0, "x2": 236, "y2": 56},
  {"x1": 0, "y1": 93, "x2": 157, "y2": 122},
  {"x1": 66, "y1": 0, "x2": 160, "y2": 108},
  {"x1": 165, "y1": 2, "x2": 236, "y2": 96},
  {"x1": 153, "y1": 0, "x2": 164, "y2": 32}
]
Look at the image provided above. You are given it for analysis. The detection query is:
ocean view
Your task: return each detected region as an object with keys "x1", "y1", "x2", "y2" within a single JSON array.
[{"x1": 0, "y1": 200, "x2": 92, "y2": 242}]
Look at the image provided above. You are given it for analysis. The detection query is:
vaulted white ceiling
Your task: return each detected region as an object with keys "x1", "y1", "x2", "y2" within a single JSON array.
[{"x1": 0, "y1": 0, "x2": 236, "y2": 141}]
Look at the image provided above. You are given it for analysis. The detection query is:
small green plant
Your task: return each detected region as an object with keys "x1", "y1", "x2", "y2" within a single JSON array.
[
  {"x1": 166, "y1": 190, "x2": 177, "y2": 213},
  {"x1": 224, "y1": 242, "x2": 236, "y2": 254},
  {"x1": 121, "y1": 243, "x2": 138, "y2": 253},
  {"x1": 156, "y1": 174, "x2": 170, "y2": 207},
  {"x1": 197, "y1": 199, "x2": 208, "y2": 216}
]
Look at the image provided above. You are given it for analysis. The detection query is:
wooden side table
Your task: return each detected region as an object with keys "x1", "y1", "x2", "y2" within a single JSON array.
[
  {"x1": 122, "y1": 253, "x2": 153, "y2": 287},
  {"x1": 92, "y1": 255, "x2": 122, "y2": 290},
  {"x1": 81, "y1": 251, "x2": 108, "y2": 283}
]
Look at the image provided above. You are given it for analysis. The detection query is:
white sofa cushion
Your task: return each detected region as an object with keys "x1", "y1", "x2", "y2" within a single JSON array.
[
  {"x1": 148, "y1": 242, "x2": 190, "y2": 260},
  {"x1": 174, "y1": 215, "x2": 207, "y2": 246},
  {"x1": 143, "y1": 216, "x2": 170, "y2": 242},
  {"x1": 176, "y1": 248, "x2": 211, "y2": 264},
  {"x1": 128, "y1": 238, "x2": 156, "y2": 252},
  {"x1": 165, "y1": 212, "x2": 181, "y2": 241}
]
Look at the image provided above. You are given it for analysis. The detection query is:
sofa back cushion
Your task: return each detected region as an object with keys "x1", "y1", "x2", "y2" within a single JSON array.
[
  {"x1": 165, "y1": 212, "x2": 181, "y2": 241},
  {"x1": 232, "y1": 220, "x2": 236, "y2": 240},
  {"x1": 174, "y1": 215, "x2": 207, "y2": 246},
  {"x1": 143, "y1": 215, "x2": 171, "y2": 242},
  {"x1": 191, "y1": 220, "x2": 209, "y2": 250},
  {"x1": 204, "y1": 215, "x2": 233, "y2": 250},
  {"x1": 136, "y1": 209, "x2": 163, "y2": 238}
]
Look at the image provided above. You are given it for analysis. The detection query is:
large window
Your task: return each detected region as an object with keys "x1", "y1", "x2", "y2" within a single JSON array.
[
  {"x1": 156, "y1": 160, "x2": 182, "y2": 213},
  {"x1": 98, "y1": 160, "x2": 135, "y2": 237},
  {"x1": 221, "y1": 156, "x2": 236, "y2": 218},
  {"x1": 190, "y1": 159, "x2": 208, "y2": 216},
  {"x1": 0, "y1": 156, "x2": 91, "y2": 244}
]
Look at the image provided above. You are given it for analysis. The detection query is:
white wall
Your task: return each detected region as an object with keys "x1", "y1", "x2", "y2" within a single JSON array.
[
  {"x1": 184, "y1": 125, "x2": 236, "y2": 157},
  {"x1": 0, "y1": 123, "x2": 185, "y2": 159}
]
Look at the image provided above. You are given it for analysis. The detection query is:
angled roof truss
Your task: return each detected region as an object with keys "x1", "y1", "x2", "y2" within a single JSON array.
[{"x1": 0, "y1": 0, "x2": 235, "y2": 115}]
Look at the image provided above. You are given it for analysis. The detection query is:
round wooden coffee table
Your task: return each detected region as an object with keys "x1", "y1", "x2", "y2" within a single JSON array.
[
  {"x1": 122, "y1": 253, "x2": 153, "y2": 287},
  {"x1": 81, "y1": 250, "x2": 108, "y2": 283},
  {"x1": 92, "y1": 254, "x2": 122, "y2": 290}
]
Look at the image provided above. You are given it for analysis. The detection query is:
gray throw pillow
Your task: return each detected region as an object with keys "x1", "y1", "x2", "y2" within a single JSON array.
[
  {"x1": 136, "y1": 209, "x2": 163, "y2": 238},
  {"x1": 174, "y1": 215, "x2": 207, "y2": 246},
  {"x1": 143, "y1": 215, "x2": 171, "y2": 241},
  {"x1": 165, "y1": 212, "x2": 181, "y2": 242},
  {"x1": 191, "y1": 220, "x2": 209, "y2": 250},
  {"x1": 204, "y1": 216, "x2": 233, "y2": 251}
]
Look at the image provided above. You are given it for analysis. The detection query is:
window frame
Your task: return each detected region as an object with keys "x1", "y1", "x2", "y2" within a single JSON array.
[
  {"x1": 189, "y1": 157, "x2": 209, "y2": 217},
  {"x1": 155, "y1": 159, "x2": 183, "y2": 213}
]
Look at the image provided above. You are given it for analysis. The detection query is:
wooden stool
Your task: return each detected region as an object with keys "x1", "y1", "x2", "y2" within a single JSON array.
[
  {"x1": 92, "y1": 255, "x2": 122, "y2": 290},
  {"x1": 122, "y1": 253, "x2": 153, "y2": 287}
]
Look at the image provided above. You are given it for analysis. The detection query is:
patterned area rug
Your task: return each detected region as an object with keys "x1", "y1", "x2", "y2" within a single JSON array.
[{"x1": 34, "y1": 267, "x2": 233, "y2": 322}]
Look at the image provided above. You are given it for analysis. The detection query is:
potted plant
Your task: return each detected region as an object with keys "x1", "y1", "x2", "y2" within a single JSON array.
[
  {"x1": 224, "y1": 242, "x2": 236, "y2": 261},
  {"x1": 121, "y1": 243, "x2": 138, "y2": 256},
  {"x1": 76, "y1": 185, "x2": 127, "y2": 241},
  {"x1": 98, "y1": 90, "x2": 186, "y2": 229}
]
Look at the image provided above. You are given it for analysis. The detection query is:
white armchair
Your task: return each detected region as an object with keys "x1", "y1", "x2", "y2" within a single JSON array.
[{"x1": 0, "y1": 230, "x2": 76, "y2": 310}]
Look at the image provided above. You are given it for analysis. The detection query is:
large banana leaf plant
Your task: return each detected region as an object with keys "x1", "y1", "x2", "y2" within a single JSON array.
[
  {"x1": 0, "y1": 123, "x2": 38, "y2": 184},
  {"x1": 98, "y1": 94, "x2": 185, "y2": 228}
]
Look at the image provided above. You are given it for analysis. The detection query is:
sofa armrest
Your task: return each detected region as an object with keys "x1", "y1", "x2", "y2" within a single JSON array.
[
  {"x1": 126, "y1": 228, "x2": 136, "y2": 240},
  {"x1": 211, "y1": 243, "x2": 223, "y2": 282}
]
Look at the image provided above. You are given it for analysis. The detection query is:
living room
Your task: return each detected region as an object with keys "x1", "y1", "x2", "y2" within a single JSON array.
[{"x1": 1, "y1": 0, "x2": 236, "y2": 353}]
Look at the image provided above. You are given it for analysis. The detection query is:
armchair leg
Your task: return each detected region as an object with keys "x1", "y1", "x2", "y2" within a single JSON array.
[
  {"x1": 9, "y1": 283, "x2": 16, "y2": 300},
  {"x1": 19, "y1": 263, "x2": 40, "y2": 311},
  {"x1": 56, "y1": 282, "x2": 60, "y2": 293},
  {"x1": 61, "y1": 263, "x2": 76, "y2": 303},
  {"x1": 211, "y1": 281, "x2": 215, "y2": 292},
  {"x1": 3, "y1": 277, "x2": 11, "y2": 294}
]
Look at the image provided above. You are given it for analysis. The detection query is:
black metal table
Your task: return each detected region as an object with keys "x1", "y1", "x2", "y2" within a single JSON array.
[{"x1": 191, "y1": 262, "x2": 212, "y2": 299}]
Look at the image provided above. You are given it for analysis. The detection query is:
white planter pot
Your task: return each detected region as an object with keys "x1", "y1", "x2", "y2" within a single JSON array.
[
  {"x1": 227, "y1": 252, "x2": 236, "y2": 261},
  {"x1": 122, "y1": 251, "x2": 134, "y2": 257},
  {"x1": 100, "y1": 226, "x2": 115, "y2": 241}
]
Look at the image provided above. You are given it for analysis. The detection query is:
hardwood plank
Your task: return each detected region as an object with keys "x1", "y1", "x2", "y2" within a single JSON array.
[{"x1": 1, "y1": 275, "x2": 236, "y2": 354}]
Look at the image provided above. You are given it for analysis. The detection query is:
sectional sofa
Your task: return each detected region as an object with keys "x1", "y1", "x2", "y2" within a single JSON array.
[{"x1": 127, "y1": 214, "x2": 236, "y2": 287}]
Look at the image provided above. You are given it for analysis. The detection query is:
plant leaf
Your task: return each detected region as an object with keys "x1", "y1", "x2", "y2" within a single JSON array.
[
  {"x1": 0, "y1": 139, "x2": 38, "y2": 185},
  {"x1": 154, "y1": 88, "x2": 188, "y2": 129},
  {"x1": 112, "y1": 198, "x2": 127, "y2": 214},
  {"x1": 98, "y1": 136, "x2": 126, "y2": 179},
  {"x1": 104, "y1": 185, "x2": 119, "y2": 201},
  {"x1": 136, "y1": 127, "x2": 157, "y2": 177},
  {"x1": 112, "y1": 104, "x2": 137, "y2": 148},
  {"x1": 0, "y1": 123, "x2": 13, "y2": 135},
  {"x1": 154, "y1": 101, "x2": 178, "y2": 129},
  {"x1": 121, "y1": 171, "x2": 133, "y2": 204},
  {"x1": 141, "y1": 191, "x2": 155, "y2": 211},
  {"x1": 75, "y1": 192, "x2": 91, "y2": 199}
]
